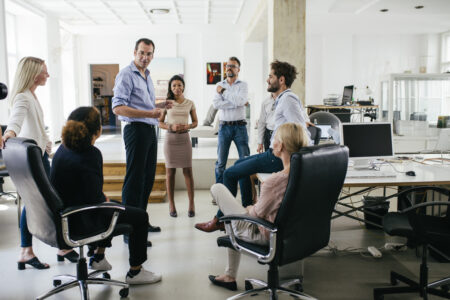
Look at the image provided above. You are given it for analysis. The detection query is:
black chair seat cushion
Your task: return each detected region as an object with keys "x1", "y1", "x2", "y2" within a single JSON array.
[
  {"x1": 383, "y1": 213, "x2": 414, "y2": 238},
  {"x1": 217, "y1": 236, "x2": 269, "y2": 256}
]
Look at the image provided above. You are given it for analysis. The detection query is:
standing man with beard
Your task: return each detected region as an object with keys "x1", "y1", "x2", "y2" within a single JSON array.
[
  {"x1": 195, "y1": 60, "x2": 311, "y2": 233},
  {"x1": 194, "y1": 57, "x2": 249, "y2": 232},
  {"x1": 112, "y1": 38, "x2": 173, "y2": 245}
]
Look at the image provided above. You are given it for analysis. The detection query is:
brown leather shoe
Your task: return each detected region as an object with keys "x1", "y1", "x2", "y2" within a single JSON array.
[{"x1": 195, "y1": 216, "x2": 225, "y2": 232}]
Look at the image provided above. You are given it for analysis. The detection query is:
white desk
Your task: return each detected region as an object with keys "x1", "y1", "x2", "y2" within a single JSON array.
[{"x1": 257, "y1": 156, "x2": 450, "y2": 228}]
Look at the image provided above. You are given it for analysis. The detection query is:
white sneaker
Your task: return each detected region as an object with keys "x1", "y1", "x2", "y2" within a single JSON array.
[
  {"x1": 126, "y1": 268, "x2": 162, "y2": 285},
  {"x1": 89, "y1": 257, "x2": 112, "y2": 271}
]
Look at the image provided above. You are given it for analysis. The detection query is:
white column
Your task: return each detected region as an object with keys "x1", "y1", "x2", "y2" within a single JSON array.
[
  {"x1": 45, "y1": 15, "x2": 64, "y2": 142},
  {"x1": 0, "y1": 0, "x2": 9, "y2": 124}
]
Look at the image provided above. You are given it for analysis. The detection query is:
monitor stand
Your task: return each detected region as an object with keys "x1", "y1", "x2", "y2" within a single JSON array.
[{"x1": 352, "y1": 159, "x2": 373, "y2": 170}]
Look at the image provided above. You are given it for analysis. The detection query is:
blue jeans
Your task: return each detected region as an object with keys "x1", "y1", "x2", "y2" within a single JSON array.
[
  {"x1": 215, "y1": 124, "x2": 249, "y2": 184},
  {"x1": 216, "y1": 150, "x2": 283, "y2": 219},
  {"x1": 21, "y1": 152, "x2": 51, "y2": 247}
]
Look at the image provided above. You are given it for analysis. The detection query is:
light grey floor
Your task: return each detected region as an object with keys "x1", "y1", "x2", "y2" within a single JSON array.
[{"x1": 0, "y1": 189, "x2": 448, "y2": 300}]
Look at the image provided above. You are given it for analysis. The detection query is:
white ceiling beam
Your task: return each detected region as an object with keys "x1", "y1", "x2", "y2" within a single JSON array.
[
  {"x1": 355, "y1": 0, "x2": 381, "y2": 14},
  {"x1": 63, "y1": 0, "x2": 98, "y2": 25},
  {"x1": 99, "y1": 0, "x2": 127, "y2": 24},
  {"x1": 172, "y1": 0, "x2": 181, "y2": 24},
  {"x1": 9, "y1": 0, "x2": 46, "y2": 17},
  {"x1": 205, "y1": 0, "x2": 210, "y2": 24},
  {"x1": 233, "y1": 0, "x2": 244, "y2": 24},
  {"x1": 136, "y1": 0, "x2": 154, "y2": 24}
]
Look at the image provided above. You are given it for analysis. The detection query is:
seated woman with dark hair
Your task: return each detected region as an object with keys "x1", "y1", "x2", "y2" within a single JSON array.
[{"x1": 50, "y1": 106, "x2": 161, "y2": 285}]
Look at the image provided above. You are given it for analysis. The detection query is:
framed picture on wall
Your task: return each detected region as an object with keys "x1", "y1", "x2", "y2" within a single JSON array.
[
  {"x1": 206, "y1": 62, "x2": 221, "y2": 85},
  {"x1": 223, "y1": 62, "x2": 227, "y2": 80}
]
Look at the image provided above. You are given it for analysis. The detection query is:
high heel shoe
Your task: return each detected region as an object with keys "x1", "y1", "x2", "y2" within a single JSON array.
[
  {"x1": 169, "y1": 210, "x2": 178, "y2": 218},
  {"x1": 18, "y1": 257, "x2": 50, "y2": 270},
  {"x1": 57, "y1": 250, "x2": 79, "y2": 263},
  {"x1": 188, "y1": 210, "x2": 195, "y2": 218}
]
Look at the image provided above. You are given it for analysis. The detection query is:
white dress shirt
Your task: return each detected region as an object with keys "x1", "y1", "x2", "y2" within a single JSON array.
[
  {"x1": 212, "y1": 79, "x2": 248, "y2": 122},
  {"x1": 257, "y1": 95, "x2": 276, "y2": 144},
  {"x1": 6, "y1": 89, "x2": 51, "y2": 154}
]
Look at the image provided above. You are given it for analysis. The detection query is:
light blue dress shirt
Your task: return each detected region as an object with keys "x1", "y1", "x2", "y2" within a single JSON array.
[
  {"x1": 212, "y1": 79, "x2": 248, "y2": 122},
  {"x1": 270, "y1": 89, "x2": 311, "y2": 148},
  {"x1": 112, "y1": 61, "x2": 158, "y2": 125}
]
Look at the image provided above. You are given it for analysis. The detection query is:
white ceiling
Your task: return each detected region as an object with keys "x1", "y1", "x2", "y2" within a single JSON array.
[{"x1": 9, "y1": 0, "x2": 250, "y2": 26}]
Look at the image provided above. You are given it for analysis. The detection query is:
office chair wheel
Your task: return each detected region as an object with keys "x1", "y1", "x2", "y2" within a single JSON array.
[
  {"x1": 53, "y1": 279, "x2": 62, "y2": 287},
  {"x1": 293, "y1": 283, "x2": 303, "y2": 292},
  {"x1": 119, "y1": 288, "x2": 129, "y2": 298},
  {"x1": 102, "y1": 272, "x2": 111, "y2": 279},
  {"x1": 245, "y1": 280, "x2": 253, "y2": 291}
]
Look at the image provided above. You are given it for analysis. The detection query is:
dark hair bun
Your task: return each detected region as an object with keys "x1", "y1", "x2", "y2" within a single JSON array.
[{"x1": 62, "y1": 120, "x2": 91, "y2": 152}]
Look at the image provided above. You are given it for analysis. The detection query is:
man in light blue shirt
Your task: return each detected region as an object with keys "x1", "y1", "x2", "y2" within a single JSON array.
[
  {"x1": 195, "y1": 60, "x2": 310, "y2": 233},
  {"x1": 195, "y1": 57, "x2": 250, "y2": 232},
  {"x1": 112, "y1": 38, "x2": 173, "y2": 245}
]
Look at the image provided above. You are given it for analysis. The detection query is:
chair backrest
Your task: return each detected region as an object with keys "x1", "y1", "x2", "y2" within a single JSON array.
[
  {"x1": 274, "y1": 144, "x2": 348, "y2": 266},
  {"x1": 3, "y1": 138, "x2": 65, "y2": 248},
  {"x1": 307, "y1": 126, "x2": 322, "y2": 145}
]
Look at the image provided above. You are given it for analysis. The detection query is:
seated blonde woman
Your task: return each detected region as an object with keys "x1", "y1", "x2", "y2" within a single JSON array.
[{"x1": 208, "y1": 122, "x2": 308, "y2": 291}]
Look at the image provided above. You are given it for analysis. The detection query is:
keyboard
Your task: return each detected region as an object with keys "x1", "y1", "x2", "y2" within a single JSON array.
[{"x1": 346, "y1": 170, "x2": 397, "y2": 179}]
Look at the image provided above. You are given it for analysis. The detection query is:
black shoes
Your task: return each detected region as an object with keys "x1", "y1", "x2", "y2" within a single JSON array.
[
  {"x1": 208, "y1": 275, "x2": 237, "y2": 291},
  {"x1": 148, "y1": 224, "x2": 161, "y2": 232},
  {"x1": 123, "y1": 235, "x2": 152, "y2": 247},
  {"x1": 57, "y1": 250, "x2": 79, "y2": 263}
]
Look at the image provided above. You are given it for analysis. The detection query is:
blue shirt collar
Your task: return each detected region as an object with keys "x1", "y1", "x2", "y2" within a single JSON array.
[{"x1": 130, "y1": 61, "x2": 149, "y2": 76}]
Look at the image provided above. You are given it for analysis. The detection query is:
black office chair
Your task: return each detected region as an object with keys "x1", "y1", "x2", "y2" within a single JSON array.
[
  {"x1": 373, "y1": 187, "x2": 450, "y2": 300},
  {"x1": 3, "y1": 138, "x2": 130, "y2": 299},
  {"x1": 309, "y1": 111, "x2": 341, "y2": 144},
  {"x1": 217, "y1": 144, "x2": 349, "y2": 300},
  {"x1": 307, "y1": 126, "x2": 321, "y2": 145}
]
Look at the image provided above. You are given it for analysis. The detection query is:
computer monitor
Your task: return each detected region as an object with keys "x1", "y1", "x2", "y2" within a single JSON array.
[
  {"x1": 342, "y1": 85, "x2": 354, "y2": 105},
  {"x1": 316, "y1": 125, "x2": 332, "y2": 139},
  {"x1": 340, "y1": 122, "x2": 394, "y2": 169}
]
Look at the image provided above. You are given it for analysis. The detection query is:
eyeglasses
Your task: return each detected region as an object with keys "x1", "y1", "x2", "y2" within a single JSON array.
[{"x1": 226, "y1": 64, "x2": 238, "y2": 69}]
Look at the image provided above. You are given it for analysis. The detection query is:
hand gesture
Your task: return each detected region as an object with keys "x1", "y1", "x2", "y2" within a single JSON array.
[
  {"x1": 164, "y1": 100, "x2": 174, "y2": 110},
  {"x1": 257, "y1": 143, "x2": 264, "y2": 153},
  {"x1": 149, "y1": 108, "x2": 162, "y2": 118},
  {"x1": 216, "y1": 85, "x2": 224, "y2": 94},
  {"x1": 2, "y1": 130, "x2": 16, "y2": 148}
]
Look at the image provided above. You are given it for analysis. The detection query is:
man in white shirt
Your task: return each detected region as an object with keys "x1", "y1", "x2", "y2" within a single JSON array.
[
  {"x1": 195, "y1": 57, "x2": 249, "y2": 232},
  {"x1": 257, "y1": 93, "x2": 276, "y2": 153}
]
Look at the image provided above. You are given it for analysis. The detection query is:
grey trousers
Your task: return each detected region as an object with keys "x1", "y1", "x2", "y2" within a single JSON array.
[{"x1": 211, "y1": 183, "x2": 268, "y2": 278}]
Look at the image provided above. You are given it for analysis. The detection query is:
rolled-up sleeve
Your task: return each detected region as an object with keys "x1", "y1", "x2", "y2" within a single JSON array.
[
  {"x1": 112, "y1": 70, "x2": 133, "y2": 109},
  {"x1": 6, "y1": 95, "x2": 29, "y2": 135},
  {"x1": 212, "y1": 82, "x2": 248, "y2": 110}
]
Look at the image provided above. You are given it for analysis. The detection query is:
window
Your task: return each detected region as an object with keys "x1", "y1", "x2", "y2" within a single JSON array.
[
  {"x1": 442, "y1": 31, "x2": 450, "y2": 72},
  {"x1": 6, "y1": 12, "x2": 17, "y2": 86}
]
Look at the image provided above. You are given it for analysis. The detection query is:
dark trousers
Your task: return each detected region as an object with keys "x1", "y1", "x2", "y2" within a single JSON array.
[
  {"x1": 263, "y1": 128, "x2": 273, "y2": 152},
  {"x1": 96, "y1": 206, "x2": 149, "y2": 267},
  {"x1": 216, "y1": 149, "x2": 283, "y2": 219},
  {"x1": 122, "y1": 122, "x2": 157, "y2": 211},
  {"x1": 21, "y1": 152, "x2": 51, "y2": 247}
]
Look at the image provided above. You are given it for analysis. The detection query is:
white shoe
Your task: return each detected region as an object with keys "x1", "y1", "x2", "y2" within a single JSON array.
[
  {"x1": 126, "y1": 268, "x2": 162, "y2": 285},
  {"x1": 89, "y1": 257, "x2": 112, "y2": 271}
]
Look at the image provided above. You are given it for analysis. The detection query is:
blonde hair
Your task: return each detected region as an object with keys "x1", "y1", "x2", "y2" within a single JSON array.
[
  {"x1": 274, "y1": 123, "x2": 308, "y2": 154},
  {"x1": 9, "y1": 56, "x2": 45, "y2": 107}
]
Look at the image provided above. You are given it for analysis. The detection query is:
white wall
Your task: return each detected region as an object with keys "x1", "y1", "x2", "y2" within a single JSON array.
[{"x1": 305, "y1": 34, "x2": 440, "y2": 106}]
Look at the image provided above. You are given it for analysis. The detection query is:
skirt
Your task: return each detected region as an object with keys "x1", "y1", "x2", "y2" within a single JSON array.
[{"x1": 164, "y1": 131, "x2": 192, "y2": 168}]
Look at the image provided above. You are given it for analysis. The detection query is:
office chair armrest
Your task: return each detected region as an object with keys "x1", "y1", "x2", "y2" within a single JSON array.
[
  {"x1": 219, "y1": 214, "x2": 277, "y2": 232},
  {"x1": 220, "y1": 214, "x2": 277, "y2": 264},
  {"x1": 61, "y1": 202, "x2": 125, "y2": 217},
  {"x1": 60, "y1": 203, "x2": 125, "y2": 248},
  {"x1": 400, "y1": 201, "x2": 450, "y2": 214}
]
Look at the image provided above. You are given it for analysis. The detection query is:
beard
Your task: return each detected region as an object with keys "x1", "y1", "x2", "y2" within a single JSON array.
[
  {"x1": 267, "y1": 81, "x2": 280, "y2": 93},
  {"x1": 227, "y1": 71, "x2": 235, "y2": 78}
]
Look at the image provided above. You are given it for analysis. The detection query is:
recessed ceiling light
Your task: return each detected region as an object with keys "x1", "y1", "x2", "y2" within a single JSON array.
[
  {"x1": 415, "y1": 5, "x2": 424, "y2": 9},
  {"x1": 149, "y1": 8, "x2": 170, "y2": 14},
  {"x1": 380, "y1": 8, "x2": 389, "y2": 12}
]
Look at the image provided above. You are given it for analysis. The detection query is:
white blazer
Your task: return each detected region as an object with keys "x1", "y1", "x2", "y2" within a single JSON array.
[{"x1": 6, "y1": 89, "x2": 50, "y2": 155}]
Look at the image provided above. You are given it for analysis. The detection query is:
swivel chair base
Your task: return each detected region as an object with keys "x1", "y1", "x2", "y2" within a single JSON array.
[
  {"x1": 227, "y1": 266, "x2": 316, "y2": 300},
  {"x1": 36, "y1": 247, "x2": 129, "y2": 300},
  {"x1": 374, "y1": 246, "x2": 450, "y2": 300}
]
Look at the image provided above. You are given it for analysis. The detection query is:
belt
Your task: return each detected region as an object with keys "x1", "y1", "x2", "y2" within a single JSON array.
[
  {"x1": 168, "y1": 130, "x2": 189, "y2": 134},
  {"x1": 126, "y1": 122, "x2": 155, "y2": 128},
  {"x1": 220, "y1": 120, "x2": 247, "y2": 126}
]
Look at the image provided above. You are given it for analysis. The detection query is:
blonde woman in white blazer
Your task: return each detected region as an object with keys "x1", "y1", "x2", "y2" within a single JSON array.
[{"x1": 2, "y1": 57, "x2": 78, "y2": 270}]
